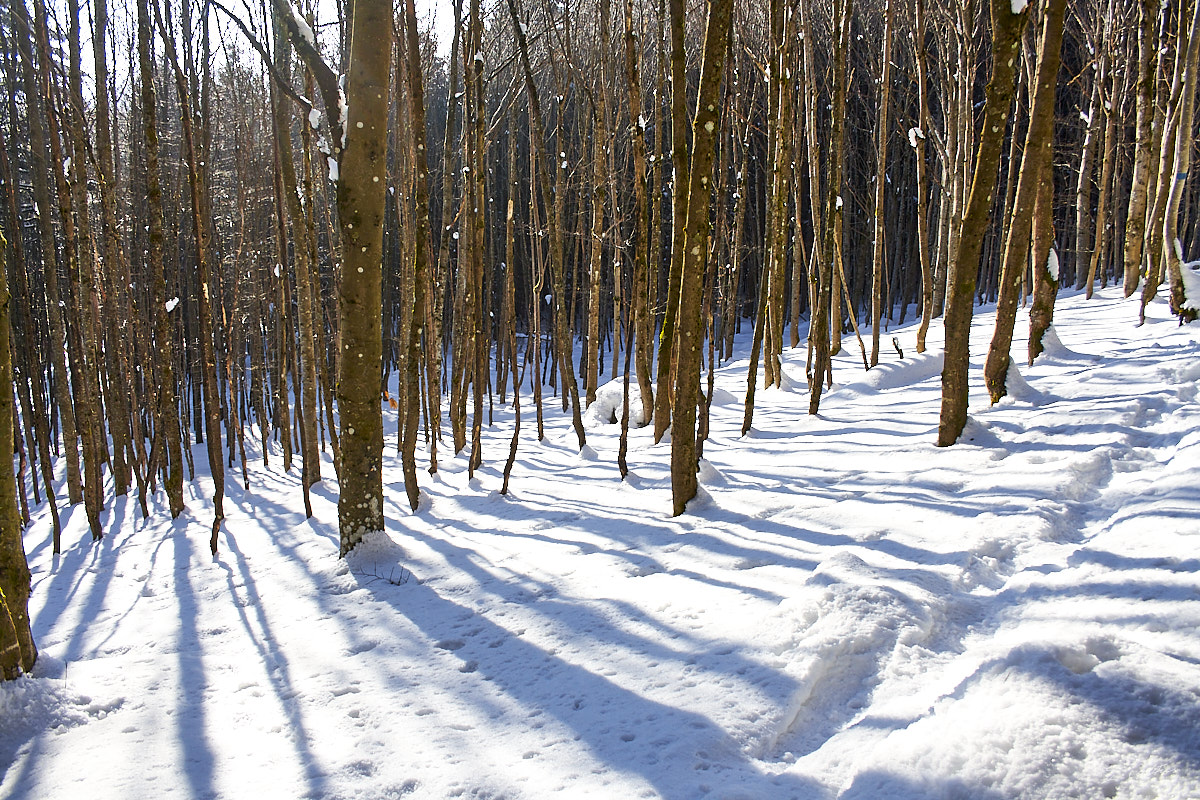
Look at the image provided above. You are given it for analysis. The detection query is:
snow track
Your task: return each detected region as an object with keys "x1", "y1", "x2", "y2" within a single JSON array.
[{"x1": 3, "y1": 288, "x2": 1199, "y2": 800}]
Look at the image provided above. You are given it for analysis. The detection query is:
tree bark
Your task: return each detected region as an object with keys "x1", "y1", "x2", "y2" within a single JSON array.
[
  {"x1": 937, "y1": 0, "x2": 1029, "y2": 446},
  {"x1": 0, "y1": 234, "x2": 36, "y2": 678},
  {"x1": 983, "y1": 0, "x2": 1067, "y2": 405},
  {"x1": 334, "y1": 0, "x2": 392, "y2": 554},
  {"x1": 670, "y1": 0, "x2": 733, "y2": 515},
  {"x1": 138, "y1": 0, "x2": 186, "y2": 517},
  {"x1": 1121, "y1": 0, "x2": 1159, "y2": 296}
]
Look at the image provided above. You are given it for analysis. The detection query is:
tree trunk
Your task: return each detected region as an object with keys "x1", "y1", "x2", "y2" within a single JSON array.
[
  {"x1": 652, "y1": 0, "x2": 691, "y2": 442},
  {"x1": 870, "y1": 0, "x2": 896, "y2": 367},
  {"x1": 401, "y1": 0, "x2": 433, "y2": 508},
  {"x1": 506, "y1": 0, "x2": 586, "y2": 450},
  {"x1": 1122, "y1": 0, "x2": 1159, "y2": 296},
  {"x1": 12, "y1": 0, "x2": 83, "y2": 512},
  {"x1": 913, "y1": 0, "x2": 934, "y2": 353},
  {"x1": 623, "y1": 0, "x2": 655, "y2": 425},
  {"x1": 937, "y1": 0, "x2": 1029, "y2": 446},
  {"x1": 329, "y1": 0, "x2": 391, "y2": 555},
  {"x1": 1160, "y1": 0, "x2": 1200, "y2": 320},
  {"x1": 1028, "y1": 158, "x2": 1058, "y2": 362},
  {"x1": 138, "y1": 0, "x2": 185, "y2": 517},
  {"x1": 983, "y1": 0, "x2": 1067, "y2": 405},
  {"x1": 0, "y1": 233, "x2": 36, "y2": 678},
  {"x1": 670, "y1": 0, "x2": 733, "y2": 515},
  {"x1": 155, "y1": 0, "x2": 226, "y2": 549},
  {"x1": 270, "y1": 9, "x2": 321, "y2": 504}
]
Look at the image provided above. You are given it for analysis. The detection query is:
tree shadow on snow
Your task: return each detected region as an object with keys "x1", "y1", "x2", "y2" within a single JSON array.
[{"x1": 354, "y1": 524, "x2": 825, "y2": 800}]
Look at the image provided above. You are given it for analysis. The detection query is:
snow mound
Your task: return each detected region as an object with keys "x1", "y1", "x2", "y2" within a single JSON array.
[
  {"x1": 708, "y1": 386, "x2": 739, "y2": 406},
  {"x1": 1035, "y1": 324, "x2": 1082, "y2": 360},
  {"x1": 837, "y1": 352, "x2": 945, "y2": 399},
  {"x1": 1001, "y1": 360, "x2": 1044, "y2": 404},
  {"x1": 583, "y1": 379, "x2": 646, "y2": 429},
  {"x1": 760, "y1": 552, "x2": 939, "y2": 758}
]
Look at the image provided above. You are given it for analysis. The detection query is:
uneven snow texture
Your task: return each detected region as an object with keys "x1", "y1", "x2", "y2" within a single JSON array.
[{"x1": 3, "y1": 287, "x2": 1200, "y2": 800}]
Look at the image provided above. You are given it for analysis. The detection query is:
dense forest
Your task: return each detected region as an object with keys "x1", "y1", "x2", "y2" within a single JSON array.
[{"x1": 0, "y1": 0, "x2": 1198, "y2": 679}]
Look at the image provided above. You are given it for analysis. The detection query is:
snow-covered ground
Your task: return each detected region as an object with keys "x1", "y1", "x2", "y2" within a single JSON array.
[{"x1": 3, "y1": 286, "x2": 1199, "y2": 800}]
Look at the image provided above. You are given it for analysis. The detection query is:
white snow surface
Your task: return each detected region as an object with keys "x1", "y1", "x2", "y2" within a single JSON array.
[
  {"x1": 4, "y1": 287, "x2": 1200, "y2": 799},
  {"x1": 1011, "y1": 0, "x2": 1029, "y2": 13},
  {"x1": 1182, "y1": 259, "x2": 1200, "y2": 312},
  {"x1": 289, "y1": 2, "x2": 316, "y2": 49}
]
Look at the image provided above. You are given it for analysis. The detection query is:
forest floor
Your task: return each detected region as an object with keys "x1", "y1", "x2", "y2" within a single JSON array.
[{"x1": 2, "y1": 285, "x2": 1199, "y2": 800}]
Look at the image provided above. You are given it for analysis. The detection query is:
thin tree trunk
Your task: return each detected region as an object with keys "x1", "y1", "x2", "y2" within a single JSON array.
[
  {"x1": 138, "y1": 0, "x2": 185, "y2": 517},
  {"x1": 12, "y1": 0, "x2": 83, "y2": 511},
  {"x1": 623, "y1": 0, "x2": 655, "y2": 425},
  {"x1": 870, "y1": 0, "x2": 895, "y2": 367},
  {"x1": 0, "y1": 233, "x2": 36, "y2": 678},
  {"x1": 1122, "y1": 0, "x2": 1159, "y2": 295},
  {"x1": 155, "y1": 0, "x2": 225, "y2": 549},
  {"x1": 401, "y1": 0, "x2": 433, "y2": 508}
]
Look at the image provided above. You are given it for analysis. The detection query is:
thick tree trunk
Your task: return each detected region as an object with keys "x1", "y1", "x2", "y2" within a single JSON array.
[
  {"x1": 937, "y1": 0, "x2": 1029, "y2": 446},
  {"x1": 1028, "y1": 172, "x2": 1058, "y2": 362},
  {"x1": 983, "y1": 0, "x2": 1067, "y2": 405},
  {"x1": 670, "y1": 0, "x2": 733, "y2": 515},
  {"x1": 333, "y1": 0, "x2": 392, "y2": 555},
  {"x1": 652, "y1": 0, "x2": 691, "y2": 442}
]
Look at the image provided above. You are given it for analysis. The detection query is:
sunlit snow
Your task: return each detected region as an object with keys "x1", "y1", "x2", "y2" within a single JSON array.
[{"x1": 2, "y1": 287, "x2": 1198, "y2": 799}]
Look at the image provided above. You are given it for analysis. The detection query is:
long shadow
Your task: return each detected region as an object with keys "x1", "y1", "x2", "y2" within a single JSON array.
[
  {"x1": 218, "y1": 534, "x2": 329, "y2": 797},
  {"x1": 364, "y1": 575, "x2": 825, "y2": 800},
  {"x1": 399, "y1": 517, "x2": 765, "y2": 664},
  {"x1": 1067, "y1": 549, "x2": 1200, "y2": 574},
  {"x1": 172, "y1": 530, "x2": 217, "y2": 799}
]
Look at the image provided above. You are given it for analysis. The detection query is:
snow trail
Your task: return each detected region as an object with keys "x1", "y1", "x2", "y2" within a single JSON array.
[{"x1": 3, "y1": 287, "x2": 1199, "y2": 799}]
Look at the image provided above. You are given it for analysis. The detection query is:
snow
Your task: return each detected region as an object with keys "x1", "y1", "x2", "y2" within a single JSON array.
[
  {"x1": 4, "y1": 287, "x2": 1200, "y2": 799},
  {"x1": 164, "y1": 296, "x2": 179, "y2": 312},
  {"x1": 1047, "y1": 247, "x2": 1060, "y2": 281},
  {"x1": 327, "y1": 156, "x2": 338, "y2": 182},
  {"x1": 1011, "y1": 0, "x2": 1028, "y2": 13},
  {"x1": 308, "y1": 106, "x2": 321, "y2": 130},
  {"x1": 288, "y1": 2, "x2": 316, "y2": 49},
  {"x1": 1181, "y1": 258, "x2": 1200, "y2": 312},
  {"x1": 907, "y1": 127, "x2": 924, "y2": 149},
  {"x1": 337, "y1": 85, "x2": 348, "y2": 150}
]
